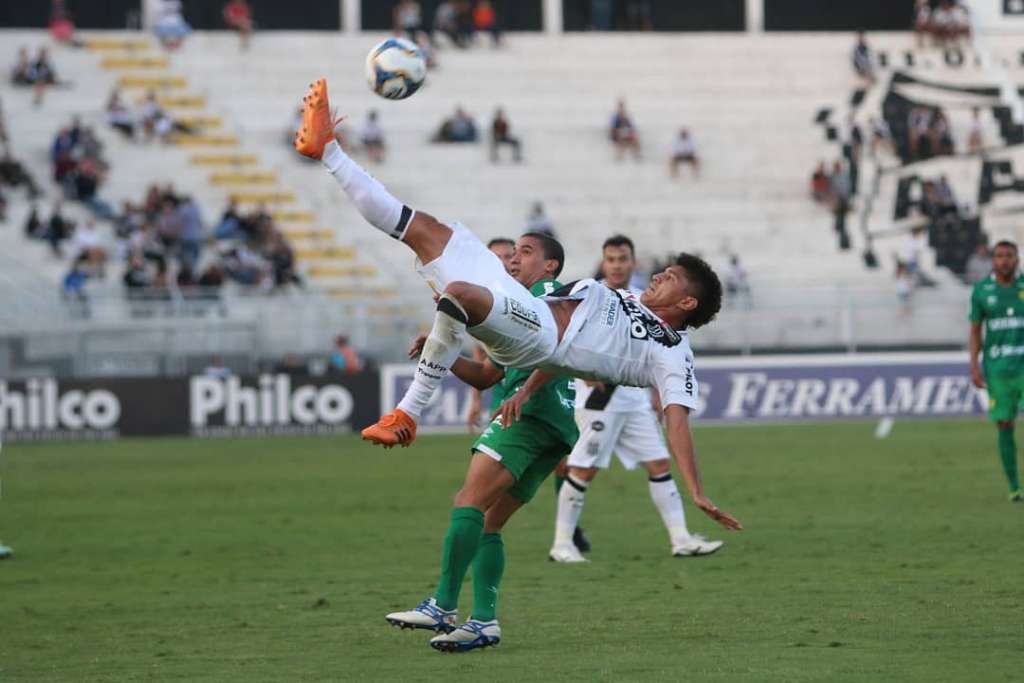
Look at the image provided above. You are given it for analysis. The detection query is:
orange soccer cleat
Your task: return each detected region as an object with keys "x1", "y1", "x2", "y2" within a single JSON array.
[
  {"x1": 293, "y1": 78, "x2": 342, "y2": 160},
  {"x1": 361, "y1": 408, "x2": 418, "y2": 448}
]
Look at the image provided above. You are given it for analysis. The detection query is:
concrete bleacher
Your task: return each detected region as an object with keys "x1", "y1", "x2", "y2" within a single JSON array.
[{"x1": 0, "y1": 28, "x2": 993, "y2": 355}]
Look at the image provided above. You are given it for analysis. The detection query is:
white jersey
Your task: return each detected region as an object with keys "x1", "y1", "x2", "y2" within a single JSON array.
[
  {"x1": 545, "y1": 279, "x2": 699, "y2": 411},
  {"x1": 573, "y1": 286, "x2": 657, "y2": 413}
]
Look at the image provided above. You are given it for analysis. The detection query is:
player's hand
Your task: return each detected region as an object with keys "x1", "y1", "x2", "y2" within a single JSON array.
[
  {"x1": 492, "y1": 390, "x2": 530, "y2": 429},
  {"x1": 407, "y1": 334, "x2": 428, "y2": 359},
  {"x1": 692, "y1": 494, "x2": 743, "y2": 531},
  {"x1": 970, "y1": 365, "x2": 986, "y2": 389}
]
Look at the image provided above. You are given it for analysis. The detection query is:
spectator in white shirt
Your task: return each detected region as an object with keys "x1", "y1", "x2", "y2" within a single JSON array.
[
  {"x1": 967, "y1": 106, "x2": 983, "y2": 154},
  {"x1": 362, "y1": 110, "x2": 385, "y2": 164},
  {"x1": 669, "y1": 128, "x2": 699, "y2": 179}
]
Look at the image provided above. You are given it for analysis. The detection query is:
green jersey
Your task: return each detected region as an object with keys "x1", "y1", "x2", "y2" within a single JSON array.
[
  {"x1": 969, "y1": 274, "x2": 1024, "y2": 377},
  {"x1": 487, "y1": 278, "x2": 577, "y2": 446}
]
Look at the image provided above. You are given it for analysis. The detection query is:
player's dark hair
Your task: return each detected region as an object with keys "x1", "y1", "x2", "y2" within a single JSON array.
[
  {"x1": 602, "y1": 234, "x2": 635, "y2": 258},
  {"x1": 675, "y1": 252, "x2": 722, "y2": 330},
  {"x1": 521, "y1": 231, "x2": 565, "y2": 278},
  {"x1": 487, "y1": 237, "x2": 515, "y2": 250},
  {"x1": 994, "y1": 240, "x2": 1018, "y2": 254}
]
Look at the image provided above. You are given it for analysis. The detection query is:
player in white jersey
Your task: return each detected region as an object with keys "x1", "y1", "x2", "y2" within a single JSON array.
[
  {"x1": 294, "y1": 79, "x2": 741, "y2": 533},
  {"x1": 549, "y1": 236, "x2": 722, "y2": 563}
]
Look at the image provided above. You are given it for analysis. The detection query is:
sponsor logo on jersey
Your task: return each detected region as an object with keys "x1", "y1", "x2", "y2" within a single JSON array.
[
  {"x1": 684, "y1": 359, "x2": 695, "y2": 396},
  {"x1": 505, "y1": 297, "x2": 541, "y2": 331},
  {"x1": 591, "y1": 420, "x2": 605, "y2": 432},
  {"x1": 614, "y1": 291, "x2": 682, "y2": 348},
  {"x1": 988, "y1": 317, "x2": 1024, "y2": 331}
]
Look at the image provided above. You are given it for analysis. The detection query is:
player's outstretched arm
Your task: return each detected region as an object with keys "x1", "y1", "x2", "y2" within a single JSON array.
[
  {"x1": 408, "y1": 334, "x2": 505, "y2": 390},
  {"x1": 664, "y1": 405, "x2": 742, "y2": 531}
]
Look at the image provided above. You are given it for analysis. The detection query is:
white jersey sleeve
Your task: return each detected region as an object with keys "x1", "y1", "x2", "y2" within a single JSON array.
[{"x1": 651, "y1": 339, "x2": 700, "y2": 411}]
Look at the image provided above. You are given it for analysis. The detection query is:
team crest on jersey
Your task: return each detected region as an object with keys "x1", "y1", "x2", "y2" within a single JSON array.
[{"x1": 614, "y1": 291, "x2": 682, "y2": 347}]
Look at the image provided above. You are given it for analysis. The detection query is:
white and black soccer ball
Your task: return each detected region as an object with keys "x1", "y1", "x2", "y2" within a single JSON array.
[{"x1": 365, "y1": 38, "x2": 427, "y2": 101}]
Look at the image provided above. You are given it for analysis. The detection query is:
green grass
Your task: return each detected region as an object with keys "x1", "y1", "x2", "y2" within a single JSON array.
[{"x1": 1, "y1": 420, "x2": 1022, "y2": 682}]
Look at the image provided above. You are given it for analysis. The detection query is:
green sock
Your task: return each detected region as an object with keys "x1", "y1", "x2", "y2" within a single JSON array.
[
  {"x1": 470, "y1": 533, "x2": 505, "y2": 622},
  {"x1": 554, "y1": 475, "x2": 566, "y2": 495},
  {"x1": 434, "y1": 507, "x2": 484, "y2": 611},
  {"x1": 997, "y1": 427, "x2": 1021, "y2": 492}
]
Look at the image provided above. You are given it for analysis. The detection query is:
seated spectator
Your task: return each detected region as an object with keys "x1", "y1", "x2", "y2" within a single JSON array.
[
  {"x1": 0, "y1": 149, "x2": 42, "y2": 199},
  {"x1": 903, "y1": 226, "x2": 929, "y2": 282},
  {"x1": 28, "y1": 47, "x2": 59, "y2": 107},
  {"x1": 139, "y1": 91, "x2": 194, "y2": 141},
  {"x1": 10, "y1": 48, "x2": 32, "y2": 85},
  {"x1": 223, "y1": 0, "x2": 254, "y2": 50},
  {"x1": 176, "y1": 196, "x2": 204, "y2": 272},
  {"x1": 222, "y1": 244, "x2": 269, "y2": 287},
  {"x1": 433, "y1": 0, "x2": 464, "y2": 47},
  {"x1": 914, "y1": 0, "x2": 932, "y2": 47},
  {"x1": 394, "y1": 0, "x2": 424, "y2": 43},
  {"x1": 669, "y1": 128, "x2": 699, "y2": 178},
  {"x1": 362, "y1": 110, "x2": 386, "y2": 163},
  {"x1": 967, "y1": 106, "x2": 983, "y2": 154},
  {"x1": 473, "y1": 0, "x2": 501, "y2": 46},
  {"x1": 106, "y1": 90, "x2": 135, "y2": 139},
  {"x1": 907, "y1": 107, "x2": 932, "y2": 159},
  {"x1": 935, "y1": 175, "x2": 957, "y2": 213},
  {"x1": 932, "y1": 0, "x2": 970, "y2": 46},
  {"x1": 62, "y1": 254, "x2": 90, "y2": 306},
  {"x1": 24, "y1": 204, "x2": 43, "y2": 239},
  {"x1": 810, "y1": 162, "x2": 831, "y2": 203},
  {"x1": 895, "y1": 261, "x2": 913, "y2": 314},
  {"x1": 526, "y1": 201, "x2": 555, "y2": 236},
  {"x1": 433, "y1": 107, "x2": 478, "y2": 143},
  {"x1": 869, "y1": 116, "x2": 894, "y2": 156},
  {"x1": 610, "y1": 100, "x2": 641, "y2": 161},
  {"x1": 965, "y1": 243, "x2": 991, "y2": 284},
  {"x1": 214, "y1": 198, "x2": 244, "y2": 240},
  {"x1": 724, "y1": 255, "x2": 751, "y2": 308},
  {"x1": 927, "y1": 111, "x2": 954, "y2": 157},
  {"x1": 455, "y1": 0, "x2": 476, "y2": 45},
  {"x1": 46, "y1": 202, "x2": 72, "y2": 257},
  {"x1": 490, "y1": 108, "x2": 521, "y2": 163},
  {"x1": 153, "y1": 0, "x2": 191, "y2": 50},
  {"x1": 49, "y1": 0, "x2": 81, "y2": 47},
  {"x1": 123, "y1": 253, "x2": 152, "y2": 291},
  {"x1": 330, "y1": 335, "x2": 362, "y2": 374},
  {"x1": 269, "y1": 233, "x2": 301, "y2": 288},
  {"x1": 852, "y1": 32, "x2": 874, "y2": 83}
]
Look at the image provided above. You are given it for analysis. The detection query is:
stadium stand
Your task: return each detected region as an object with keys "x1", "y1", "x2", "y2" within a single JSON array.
[{"x1": 3, "y1": 27, "x2": 1020, "y2": 368}]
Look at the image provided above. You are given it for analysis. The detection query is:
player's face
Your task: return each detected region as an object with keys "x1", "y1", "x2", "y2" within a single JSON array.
[
  {"x1": 511, "y1": 236, "x2": 553, "y2": 288},
  {"x1": 601, "y1": 245, "x2": 635, "y2": 290},
  {"x1": 641, "y1": 266, "x2": 697, "y2": 315},
  {"x1": 992, "y1": 245, "x2": 1019, "y2": 279},
  {"x1": 489, "y1": 242, "x2": 516, "y2": 276}
]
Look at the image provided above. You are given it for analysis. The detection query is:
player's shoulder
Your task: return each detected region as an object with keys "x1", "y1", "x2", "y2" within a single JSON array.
[{"x1": 549, "y1": 278, "x2": 597, "y2": 297}]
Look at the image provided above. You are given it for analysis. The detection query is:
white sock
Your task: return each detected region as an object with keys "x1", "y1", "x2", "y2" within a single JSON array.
[
  {"x1": 396, "y1": 295, "x2": 468, "y2": 420},
  {"x1": 321, "y1": 140, "x2": 413, "y2": 240},
  {"x1": 553, "y1": 475, "x2": 587, "y2": 548},
  {"x1": 648, "y1": 474, "x2": 690, "y2": 546}
]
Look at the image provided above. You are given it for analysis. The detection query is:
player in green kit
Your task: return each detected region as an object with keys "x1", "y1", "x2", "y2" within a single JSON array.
[
  {"x1": 969, "y1": 240, "x2": 1024, "y2": 502},
  {"x1": 385, "y1": 232, "x2": 579, "y2": 652}
]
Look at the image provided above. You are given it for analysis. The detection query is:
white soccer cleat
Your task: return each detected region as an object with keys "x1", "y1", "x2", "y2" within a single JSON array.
[
  {"x1": 672, "y1": 534, "x2": 724, "y2": 557},
  {"x1": 548, "y1": 544, "x2": 589, "y2": 563},
  {"x1": 430, "y1": 619, "x2": 501, "y2": 653},
  {"x1": 385, "y1": 597, "x2": 457, "y2": 633},
  {"x1": 0, "y1": 542, "x2": 12, "y2": 560}
]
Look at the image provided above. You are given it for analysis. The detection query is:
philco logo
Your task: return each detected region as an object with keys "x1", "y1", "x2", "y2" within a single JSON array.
[
  {"x1": 0, "y1": 379, "x2": 120, "y2": 431},
  {"x1": 190, "y1": 375, "x2": 353, "y2": 427}
]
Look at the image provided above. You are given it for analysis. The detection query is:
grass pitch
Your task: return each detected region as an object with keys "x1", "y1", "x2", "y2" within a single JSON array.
[{"x1": 1, "y1": 419, "x2": 1022, "y2": 682}]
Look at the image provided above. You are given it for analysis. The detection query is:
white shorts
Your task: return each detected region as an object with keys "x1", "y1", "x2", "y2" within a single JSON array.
[
  {"x1": 567, "y1": 408, "x2": 670, "y2": 470},
  {"x1": 416, "y1": 222, "x2": 558, "y2": 369}
]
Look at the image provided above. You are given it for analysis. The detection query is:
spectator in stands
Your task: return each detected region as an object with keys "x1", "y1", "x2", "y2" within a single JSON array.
[
  {"x1": 932, "y1": 0, "x2": 970, "y2": 46},
  {"x1": 456, "y1": 1, "x2": 476, "y2": 45},
  {"x1": 724, "y1": 255, "x2": 752, "y2": 308},
  {"x1": 625, "y1": 1, "x2": 653, "y2": 31},
  {"x1": 669, "y1": 128, "x2": 699, "y2": 179},
  {"x1": 28, "y1": 47, "x2": 59, "y2": 107},
  {"x1": 71, "y1": 220, "x2": 104, "y2": 261},
  {"x1": 223, "y1": 0, "x2": 254, "y2": 51},
  {"x1": 610, "y1": 100, "x2": 641, "y2": 161},
  {"x1": 895, "y1": 261, "x2": 913, "y2": 314},
  {"x1": 198, "y1": 263, "x2": 225, "y2": 291},
  {"x1": 936, "y1": 175, "x2": 957, "y2": 213},
  {"x1": 394, "y1": 0, "x2": 424, "y2": 42},
  {"x1": 10, "y1": 48, "x2": 32, "y2": 86},
  {"x1": 914, "y1": 0, "x2": 933, "y2": 47},
  {"x1": 362, "y1": 110, "x2": 386, "y2": 163},
  {"x1": 49, "y1": 0, "x2": 81, "y2": 47},
  {"x1": 269, "y1": 233, "x2": 301, "y2": 288},
  {"x1": 433, "y1": 1, "x2": 463, "y2": 47},
  {"x1": 106, "y1": 90, "x2": 135, "y2": 139},
  {"x1": 223, "y1": 244, "x2": 269, "y2": 287},
  {"x1": 967, "y1": 107, "x2": 984, "y2": 154},
  {"x1": 903, "y1": 226, "x2": 929, "y2": 283},
  {"x1": 330, "y1": 335, "x2": 363, "y2": 374},
  {"x1": 966, "y1": 242, "x2": 991, "y2": 284},
  {"x1": 433, "y1": 107, "x2": 478, "y2": 143},
  {"x1": 177, "y1": 196, "x2": 204, "y2": 271},
  {"x1": 204, "y1": 356, "x2": 232, "y2": 378},
  {"x1": 908, "y1": 107, "x2": 932, "y2": 159},
  {"x1": 0, "y1": 149, "x2": 42, "y2": 199},
  {"x1": 526, "y1": 202, "x2": 555, "y2": 237},
  {"x1": 490, "y1": 108, "x2": 522, "y2": 163},
  {"x1": 62, "y1": 254, "x2": 90, "y2": 310},
  {"x1": 928, "y1": 111, "x2": 954, "y2": 157},
  {"x1": 275, "y1": 354, "x2": 305, "y2": 375},
  {"x1": 214, "y1": 198, "x2": 244, "y2": 240},
  {"x1": 852, "y1": 32, "x2": 874, "y2": 84},
  {"x1": 153, "y1": 0, "x2": 191, "y2": 50},
  {"x1": 474, "y1": 0, "x2": 501, "y2": 46},
  {"x1": 810, "y1": 162, "x2": 831, "y2": 204},
  {"x1": 830, "y1": 161, "x2": 852, "y2": 249},
  {"x1": 139, "y1": 91, "x2": 194, "y2": 142}
]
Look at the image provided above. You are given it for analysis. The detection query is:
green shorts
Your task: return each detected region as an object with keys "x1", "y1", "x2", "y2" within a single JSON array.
[
  {"x1": 986, "y1": 373, "x2": 1024, "y2": 422},
  {"x1": 472, "y1": 416, "x2": 570, "y2": 503}
]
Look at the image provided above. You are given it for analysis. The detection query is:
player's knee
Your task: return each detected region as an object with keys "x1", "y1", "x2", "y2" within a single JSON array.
[
  {"x1": 645, "y1": 459, "x2": 671, "y2": 478},
  {"x1": 442, "y1": 282, "x2": 491, "y2": 325},
  {"x1": 569, "y1": 467, "x2": 598, "y2": 483}
]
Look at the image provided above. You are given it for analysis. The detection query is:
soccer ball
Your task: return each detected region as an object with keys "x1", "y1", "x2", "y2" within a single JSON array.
[{"x1": 365, "y1": 38, "x2": 427, "y2": 101}]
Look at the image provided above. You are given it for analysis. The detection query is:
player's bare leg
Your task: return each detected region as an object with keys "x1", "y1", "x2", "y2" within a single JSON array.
[{"x1": 293, "y1": 78, "x2": 452, "y2": 265}]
